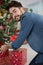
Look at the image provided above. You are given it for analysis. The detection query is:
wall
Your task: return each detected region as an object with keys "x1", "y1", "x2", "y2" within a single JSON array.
[{"x1": 10, "y1": 0, "x2": 43, "y2": 15}]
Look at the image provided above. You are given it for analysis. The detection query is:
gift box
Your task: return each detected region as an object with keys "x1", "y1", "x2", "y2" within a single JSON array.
[
  {"x1": 0, "y1": 56, "x2": 11, "y2": 65},
  {"x1": 0, "y1": 50, "x2": 9, "y2": 58},
  {"x1": 0, "y1": 50, "x2": 11, "y2": 65},
  {"x1": 0, "y1": 48, "x2": 27, "y2": 65},
  {"x1": 22, "y1": 48, "x2": 27, "y2": 65},
  {"x1": 10, "y1": 48, "x2": 27, "y2": 65},
  {"x1": 0, "y1": 40, "x2": 11, "y2": 65}
]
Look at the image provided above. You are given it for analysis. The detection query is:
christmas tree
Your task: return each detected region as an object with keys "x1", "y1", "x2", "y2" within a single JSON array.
[{"x1": 0, "y1": 0, "x2": 17, "y2": 44}]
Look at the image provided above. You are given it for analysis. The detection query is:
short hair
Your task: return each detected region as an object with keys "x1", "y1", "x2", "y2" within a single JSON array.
[{"x1": 6, "y1": 1, "x2": 22, "y2": 11}]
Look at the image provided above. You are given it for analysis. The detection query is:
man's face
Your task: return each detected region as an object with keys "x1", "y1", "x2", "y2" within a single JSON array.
[{"x1": 9, "y1": 7, "x2": 23, "y2": 21}]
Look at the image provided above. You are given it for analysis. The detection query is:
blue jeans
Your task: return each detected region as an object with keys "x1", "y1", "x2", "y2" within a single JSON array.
[{"x1": 29, "y1": 55, "x2": 43, "y2": 65}]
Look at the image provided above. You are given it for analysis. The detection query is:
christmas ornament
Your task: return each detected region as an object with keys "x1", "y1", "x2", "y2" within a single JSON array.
[{"x1": 10, "y1": 34, "x2": 18, "y2": 42}]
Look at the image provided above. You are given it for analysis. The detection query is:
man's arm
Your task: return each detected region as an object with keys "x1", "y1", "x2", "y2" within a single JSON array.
[
  {"x1": 11, "y1": 16, "x2": 34, "y2": 50},
  {"x1": 0, "y1": 16, "x2": 34, "y2": 53}
]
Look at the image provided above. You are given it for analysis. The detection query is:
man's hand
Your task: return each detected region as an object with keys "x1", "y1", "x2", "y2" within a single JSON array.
[
  {"x1": 0, "y1": 45, "x2": 8, "y2": 53},
  {"x1": 17, "y1": 48, "x2": 23, "y2": 52},
  {"x1": 0, "y1": 44, "x2": 11, "y2": 53},
  {"x1": 23, "y1": 40, "x2": 27, "y2": 45}
]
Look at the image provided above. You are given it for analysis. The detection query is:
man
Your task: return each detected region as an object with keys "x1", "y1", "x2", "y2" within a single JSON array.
[{"x1": 0, "y1": 1, "x2": 43, "y2": 65}]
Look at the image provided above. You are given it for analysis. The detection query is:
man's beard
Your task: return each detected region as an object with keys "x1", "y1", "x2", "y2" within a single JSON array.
[{"x1": 15, "y1": 14, "x2": 23, "y2": 22}]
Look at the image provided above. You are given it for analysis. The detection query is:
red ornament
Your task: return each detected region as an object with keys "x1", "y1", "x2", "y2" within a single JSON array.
[{"x1": 10, "y1": 35, "x2": 18, "y2": 42}]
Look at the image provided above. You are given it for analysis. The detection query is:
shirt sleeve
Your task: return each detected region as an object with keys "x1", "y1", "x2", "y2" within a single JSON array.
[{"x1": 11, "y1": 16, "x2": 34, "y2": 50}]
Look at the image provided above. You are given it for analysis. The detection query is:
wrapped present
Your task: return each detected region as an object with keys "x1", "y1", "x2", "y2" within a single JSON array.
[
  {"x1": 10, "y1": 48, "x2": 27, "y2": 65},
  {"x1": 0, "y1": 50, "x2": 11, "y2": 65},
  {"x1": 0, "y1": 48, "x2": 27, "y2": 65},
  {"x1": 0, "y1": 50, "x2": 9, "y2": 58},
  {"x1": 22, "y1": 48, "x2": 27, "y2": 65},
  {"x1": 0, "y1": 56, "x2": 11, "y2": 65},
  {"x1": 10, "y1": 51, "x2": 22, "y2": 65},
  {"x1": 0, "y1": 41, "x2": 9, "y2": 57}
]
